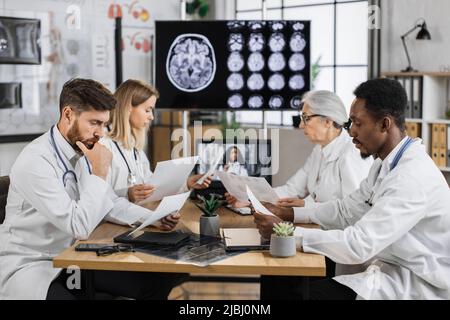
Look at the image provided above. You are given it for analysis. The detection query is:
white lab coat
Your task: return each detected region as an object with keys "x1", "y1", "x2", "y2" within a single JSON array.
[
  {"x1": 274, "y1": 130, "x2": 373, "y2": 215},
  {"x1": 218, "y1": 162, "x2": 248, "y2": 176},
  {"x1": 0, "y1": 126, "x2": 151, "y2": 300},
  {"x1": 294, "y1": 137, "x2": 450, "y2": 299},
  {"x1": 99, "y1": 136, "x2": 188, "y2": 199}
]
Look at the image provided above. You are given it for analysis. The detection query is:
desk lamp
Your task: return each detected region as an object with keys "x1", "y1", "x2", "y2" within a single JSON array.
[{"x1": 401, "y1": 18, "x2": 431, "y2": 72}]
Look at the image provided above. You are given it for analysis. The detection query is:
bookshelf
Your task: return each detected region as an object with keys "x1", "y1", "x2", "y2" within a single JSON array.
[{"x1": 382, "y1": 72, "x2": 450, "y2": 185}]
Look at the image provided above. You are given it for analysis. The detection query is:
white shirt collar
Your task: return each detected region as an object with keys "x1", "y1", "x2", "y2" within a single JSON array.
[
  {"x1": 378, "y1": 136, "x2": 410, "y2": 179},
  {"x1": 321, "y1": 129, "x2": 348, "y2": 162},
  {"x1": 52, "y1": 124, "x2": 81, "y2": 167}
]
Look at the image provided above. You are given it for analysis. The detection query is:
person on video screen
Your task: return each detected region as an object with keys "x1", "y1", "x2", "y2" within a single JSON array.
[{"x1": 218, "y1": 145, "x2": 248, "y2": 176}]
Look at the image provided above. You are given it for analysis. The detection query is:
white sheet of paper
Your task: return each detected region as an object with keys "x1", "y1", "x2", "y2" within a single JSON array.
[
  {"x1": 129, "y1": 191, "x2": 191, "y2": 236},
  {"x1": 216, "y1": 171, "x2": 279, "y2": 204},
  {"x1": 246, "y1": 185, "x2": 275, "y2": 216},
  {"x1": 140, "y1": 156, "x2": 198, "y2": 203},
  {"x1": 196, "y1": 146, "x2": 224, "y2": 185}
]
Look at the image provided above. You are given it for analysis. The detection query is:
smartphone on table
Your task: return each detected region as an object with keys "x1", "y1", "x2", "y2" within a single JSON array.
[{"x1": 75, "y1": 243, "x2": 115, "y2": 252}]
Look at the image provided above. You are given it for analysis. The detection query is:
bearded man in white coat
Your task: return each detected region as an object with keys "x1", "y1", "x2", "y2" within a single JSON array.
[
  {"x1": 254, "y1": 78, "x2": 450, "y2": 300},
  {"x1": 0, "y1": 79, "x2": 184, "y2": 300}
]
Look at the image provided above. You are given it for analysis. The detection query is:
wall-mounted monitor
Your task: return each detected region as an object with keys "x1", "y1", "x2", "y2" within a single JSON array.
[
  {"x1": 155, "y1": 20, "x2": 310, "y2": 110},
  {"x1": 0, "y1": 16, "x2": 41, "y2": 65}
]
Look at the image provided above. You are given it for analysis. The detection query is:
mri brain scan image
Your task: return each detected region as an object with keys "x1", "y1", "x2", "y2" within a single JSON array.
[
  {"x1": 289, "y1": 74, "x2": 305, "y2": 90},
  {"x1": 228, "y1": 93, "x2": 244, "y2": 109},
  {"x1": 289, "y1": 53, "x2": 306, "y2": 71},
  {"x1": 227, "y1": 52, "x2": 245, "y2": 72},
  {"x1": 227, "y1": 21, "x2": 245, "y2": 31},
  {"x1": 166, "y1": 34, "x2": 216, "y2": 92},
  {"x1": 268, "y1": 53, "x2": 286, "y2": 72},
  {"x1": 268, "y1": 73, "x2": 285, "y2": 91},
  {"x1": 290, "y1": 96, "x2": 302, "y2": 109},
  {"x1": 248, "y1": 21, "x2": 265, "y2": 31},
  {"x1": 270, "y1": 21, "x2": 285, "y2": 32},
  {"x1": 227, "y1": 73, "x2": 244, "y2": 91},
  {"x1": 247, "y1": 52, "x2": 265, "y2": 72},
  {"x1": 228, "y1": 33, "x2": 244, "y2": 52},
  {"x1": 247, "y1": 73, "x2": 265, "y2": 91},
  {"x1": 290, "y1": 32, "x2": 307, "y2": 52},
  {"x1": 248, "y1": 33, "x2": 265, "y2": 52},
  {"x1": 268, "y1": 33, "x2": 286, "y2": 52},
  {"x1": 269, "y1": 95, "x2": 284, "y2": 109},
  {"x1": 292, "y1": 22, "x2": 305, "y2": 31},
  {"x1": 248, "y1": 95, "x2": 264, "y2": 109}
]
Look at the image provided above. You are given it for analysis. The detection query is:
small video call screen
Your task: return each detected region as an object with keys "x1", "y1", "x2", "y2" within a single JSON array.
[
  {"x1": 195, "y1": 139, "x2": 272, "y2": 185},
  {"x1": 155, "y1": 20, "x2": 310, "y2": 110}
]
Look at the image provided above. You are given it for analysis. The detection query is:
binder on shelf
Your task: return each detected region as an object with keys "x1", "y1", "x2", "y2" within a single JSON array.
[
  {"x1": 412, "y1": 77, "x2": 423, "y2": 119},
  {"x1": 431, "y1": 124, "x2": 440, "y2": 166},
  {"x1": 439, "y1": 124, "x2": 447, "y2": 168},
  {"x1": 447, "y1": 124, "x2": 450, "y2": 167},
  {"x1": 401, "y1": 77, "x2": 413, "y2": 118},
  {"x1": 406, "y1": 122, "x2": 421, "y2": 138}
]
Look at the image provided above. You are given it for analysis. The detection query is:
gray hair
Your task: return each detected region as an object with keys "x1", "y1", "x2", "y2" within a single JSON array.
[{"x1": 302, "y1": 90, "x2": 347, "y2": 126}]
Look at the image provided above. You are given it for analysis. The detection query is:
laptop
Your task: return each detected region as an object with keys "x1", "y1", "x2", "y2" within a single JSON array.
[
  {"x1": 222, "y1": 228, "x2": 270, "y2": 251},
  {"x1": 114, "y1": 230, "x2": 190, "y2": 246}
]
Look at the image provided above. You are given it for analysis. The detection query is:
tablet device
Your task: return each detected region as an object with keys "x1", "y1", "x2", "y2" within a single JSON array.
[
  {"x1": 222, "y1": 228, "x2": 270, "y2": 251},
  {"x1": 113, "y1": 230, "x2": 190, "y2": 246}
]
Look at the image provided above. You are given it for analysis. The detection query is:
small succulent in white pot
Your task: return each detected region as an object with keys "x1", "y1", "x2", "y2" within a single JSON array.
[
  {"x1": 195, "y1": 194, "x2": 224, "y2": 236},
  {"x1": 270, "y1": 222, "x2": 296, "y2": 257}
]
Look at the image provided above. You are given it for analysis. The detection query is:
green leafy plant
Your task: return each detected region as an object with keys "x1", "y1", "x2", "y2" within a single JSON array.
[
  {"x1": 445, "y1": 109, "x2": 450, "y2": 119},
  {"x1": 220, "y1": 112, "x2": 242, "y2": 137},
  {"x1": 272, "y1": 222, "x2": 295, "y2": 237},
  {"x1": 195, "y1": 194, "x2": 225, "y2": 217},
  {"x1": 186, "y1": 0, "x2": 209, "y2": 18}
]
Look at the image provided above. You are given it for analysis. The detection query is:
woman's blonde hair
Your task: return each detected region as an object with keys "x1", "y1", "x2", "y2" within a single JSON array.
[{"x1": 109, "y1": 79, "x2": 159, "y2": 150}]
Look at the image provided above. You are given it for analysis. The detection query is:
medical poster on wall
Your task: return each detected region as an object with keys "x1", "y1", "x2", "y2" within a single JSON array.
[{"x1": 155, "y1": 20, "x2": 310, "y2": 110}]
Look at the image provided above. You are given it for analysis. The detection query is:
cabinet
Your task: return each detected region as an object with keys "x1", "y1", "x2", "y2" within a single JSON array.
[{"x1": 382, "y1": 72, "x2": 450, "y2": 181}]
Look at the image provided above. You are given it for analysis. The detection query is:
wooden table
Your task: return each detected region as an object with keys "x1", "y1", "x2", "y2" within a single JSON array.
[{"x1": 53, "y1": 200, "x2": 326, "y2": 299}]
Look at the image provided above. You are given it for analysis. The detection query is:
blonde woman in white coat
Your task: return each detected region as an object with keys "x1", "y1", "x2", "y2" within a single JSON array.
[{"x1": 103, "y1": 80, "x2": 210, "y2": 229}]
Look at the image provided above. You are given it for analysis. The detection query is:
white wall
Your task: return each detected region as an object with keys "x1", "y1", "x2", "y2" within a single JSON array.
[
  {"x1": 381, "y1": 0, "x2": 450, "y2": 72},
  {"x1": 0, "y1": 0, "x2": 181, "y2": 175}
]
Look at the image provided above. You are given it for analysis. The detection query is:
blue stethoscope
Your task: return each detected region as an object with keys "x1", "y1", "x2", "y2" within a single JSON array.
[
  {"x1": 365, "y1": 136, "x2": 414, "y2": 206},
  {"x1": 113, "y1": 141, "x2": 139, "y2": 186},
  {"x1": 50, "y1": 125, "x2": 78, "y2": 187}
]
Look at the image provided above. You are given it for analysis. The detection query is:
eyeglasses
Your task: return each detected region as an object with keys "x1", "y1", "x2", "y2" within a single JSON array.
[
  {"x1": 300, "y1": 113, "x2": 324, "y2": 124},
  {"x1": 96, "y1": 244, "x2": 135, "y2": 256},
  {"x1": 343, "y1": 118, "x2": 353, "y2": 131}
]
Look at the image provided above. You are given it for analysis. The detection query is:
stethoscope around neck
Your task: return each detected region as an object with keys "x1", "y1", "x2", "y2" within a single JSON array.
[
  {"x1": 50, "y1": 125, "x2": 78, "y2": 187},
  {"x1": 113, "y1": 140, "x2": 139, "y2": 186}
]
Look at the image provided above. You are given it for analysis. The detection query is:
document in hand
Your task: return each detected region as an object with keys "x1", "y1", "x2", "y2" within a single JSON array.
[
  {"x1": 129, "y1": 191, "x2": 191, "y2": 236},
  {"x1": 216, "y1": 171, "x2": 279, "y2": 204},
  {"x1": 140, "y1": 156, "x2": 199, "y2": 203},
  {"x1": 196, "y1": 145, "x2": 225, "y2": 185},
  {"x1": 246, "y1": 185, "x2": 275, "y2": 216}
]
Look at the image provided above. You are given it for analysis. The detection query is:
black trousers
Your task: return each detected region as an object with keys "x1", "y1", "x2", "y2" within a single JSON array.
[
  {"x1": 260, "y1": 258, "x2": 356, "y2": 300},
  {"x1": 46, "y1": 269, "x2": 188, "y2": 300}
]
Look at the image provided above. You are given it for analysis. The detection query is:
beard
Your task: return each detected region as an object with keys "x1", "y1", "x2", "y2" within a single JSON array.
[
  {"x1": 67, "y1": 120, "x2": 99, "y2": 153},
  {"x1": 360, "y1": 152, "x2": 372, "y2": 159}
]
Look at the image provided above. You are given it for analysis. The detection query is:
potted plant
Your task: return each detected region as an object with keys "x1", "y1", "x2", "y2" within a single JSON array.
[
  {"x1": 270, "y1": 222, "x2": 296, "y2": 258},
  {"x1": 195, "y1": 194, "x2": 224, "y2": 236}
]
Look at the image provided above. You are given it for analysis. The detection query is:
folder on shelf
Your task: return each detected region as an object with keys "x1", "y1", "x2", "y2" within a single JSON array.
[
  {"x1": 407, "y1": 122, "x2": 421, "y2": 138},
  {"x1": 402, "y1": 77, "x2": 413, "y2": 118},
  {"x1": 412, "y1": 77, "x2": 423, "y2": 119},
  {"x1": 431, "y1": 124, "x2": 440, "y2": 166},
  {"x1": 447, "y1": 124, "x2": 450, "y2": 167},
  {"x1": 439, "y1": 124, "x2": 447, "y2": 168}
]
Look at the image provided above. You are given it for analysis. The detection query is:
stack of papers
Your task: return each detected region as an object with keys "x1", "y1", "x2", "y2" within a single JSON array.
[
  {"x1": 139, "y1": 156, "x2": 198, "y2": 203},
  {"x1": 246, "y1": 186, "x2": 275, "y2": 216},
  {"x1": 130, "y1": 191, "x2": 191, "y2": 236},
  {"x1": 216, "y1": 171, "x2": 279, "y2": 204}
]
